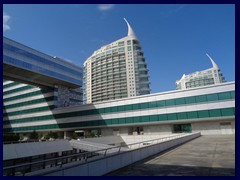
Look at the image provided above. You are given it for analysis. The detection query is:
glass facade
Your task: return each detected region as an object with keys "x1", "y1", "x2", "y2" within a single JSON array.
[
  {"x1": 3, "y1": 37, "x2": 83, "y2": 87},
  {"x1": 132, "y1": 40, "x2": 150, "y2": 96},
  {"x1": 4, "y1": 107, "x2": 235, "y2": 133},
  {"x1": 4, "y1": 55, "x2": 82, "y2": 85},
  {"x1": 4, "y1": 90, "x2": 235, "y2": 124},
  {"x1": 3, "y1": 78, "x2": 235, "y2": 134},
  {"x1": 3, "y1": 43, "x2": 82, "y2": 77}
]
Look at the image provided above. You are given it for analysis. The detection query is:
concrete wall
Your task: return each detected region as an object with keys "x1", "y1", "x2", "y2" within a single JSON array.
[
  {"x1": 192, "y1": 119, "x2": 235, "y2": 135},
  {"x1": 144, "y1": 125, "x2": 172, "y2": 135},
  {"x1": 119, "y1": 127, "x2": 129, "y2": 135},
  {"x1": 101, "y1": 128, "x2": 114, "y2": 136},
  {"x1": 231, "y1": 121, "x2": 235, "y2": 134},
  {"x1": 100, "y1": 119, "x2": 235, "y2": 137},
  {"x1": 27, "y1": 133, "x2": 200, "y2": 176}
]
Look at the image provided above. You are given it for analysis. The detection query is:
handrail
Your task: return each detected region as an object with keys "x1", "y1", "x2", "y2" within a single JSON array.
[
  {"x1": 3, "y1": 140, "x2": 39, "y2": 144},
  {"x1": 3, "y1": 133, "x2": 197, "y2": 176}
]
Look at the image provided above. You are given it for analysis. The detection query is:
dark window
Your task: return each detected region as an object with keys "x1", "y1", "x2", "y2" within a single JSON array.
[
  {"x1": 196, "y1": 95, "x2": 207, "y2": 103},
  {"x1": 198, "y1": 110, "x2": 209, "y2": 118},
  {"x1": 177, "y1": 112, "x2": 187, "y2": 119},
  {"x1": 175, "y1": 98, "x2": 185, "y2": 105},
  {"x1": 167, "y1": 113, "x2": 177, "y2": 120},
  {"x1": 185, "y1": 96, "x2": 196, "y2": 104},
  {"x1": 207, "y1": 94, "x2": 218, "y2": 102},
  {"x1": 166, "y1": 99, "x2": 175, "y2": 106},
  {"x1": 209, "y1": 109, "x2": 221, "y2": 117}
]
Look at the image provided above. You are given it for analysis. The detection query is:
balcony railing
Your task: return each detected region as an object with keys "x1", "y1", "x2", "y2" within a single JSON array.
[{"x1": 3, "y1": 133, "x2": 199, "y2": 176}]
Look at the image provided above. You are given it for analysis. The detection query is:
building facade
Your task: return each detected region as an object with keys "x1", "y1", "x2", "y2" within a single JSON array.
[
  {"x1": 176, "y1": 54, "x2": 226, "y2": 90},
  {"x1": 3, "y1": 37, "x2": 83, "y2": 108},
  {"x1": 83, "y1": 19, "x2": 150, "y2": 104},
  {"x1": 4, "y1": 81, "x2": 235, "y2": 136},
  {"x1": 3, "y1": 36, "x2": 83, "y2": 89}
]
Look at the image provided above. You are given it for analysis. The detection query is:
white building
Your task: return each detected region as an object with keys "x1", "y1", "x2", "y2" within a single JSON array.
[
  {"x1": 83, "y1": 18, "x2": 150, "y2": 104},
  {"x1": 4, "y1": 80, "x2": 235, "y2": 136},
  {"x1": 176, "y1": 54, "x2": 226, "y2": 90}
]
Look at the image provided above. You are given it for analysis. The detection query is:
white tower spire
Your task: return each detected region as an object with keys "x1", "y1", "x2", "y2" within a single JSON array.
[
  {"x1": 124, "y1": 18, "x2": 138, "y2": 40},
  {"x1": 206, "y1": 53, "x2": 219, "y2": 69}
]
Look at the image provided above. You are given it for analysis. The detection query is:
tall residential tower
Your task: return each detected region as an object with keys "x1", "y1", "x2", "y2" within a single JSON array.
[
  {"x1": 176, "y1": 54, "x2": 226, "y2": 90},
  {"x1": 83, "y1": 18, "x2": 150, "y2": 103}
]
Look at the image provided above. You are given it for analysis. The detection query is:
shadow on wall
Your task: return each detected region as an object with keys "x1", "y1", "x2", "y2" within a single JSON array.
[
  {"x1": 3, "y1": 83, "x2": 58, "y2": 135},
  {"x1": 54, "y1": 103, "x2": 106, "y2": 137},
  {"x1": 3, "y1": 78, "x2": 106, "y2": 137},
  {"x1": 3, "y1": 105, "x2": 12, "y2": 135}
]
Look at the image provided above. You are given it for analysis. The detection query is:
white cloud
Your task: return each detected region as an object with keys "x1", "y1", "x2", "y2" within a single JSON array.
[
  {"x1": 3, "y1": 13, "x2": 11, "y2": 32},
  {"x1": 98, "y1": 4, "x2": 115, "y2": 11}
]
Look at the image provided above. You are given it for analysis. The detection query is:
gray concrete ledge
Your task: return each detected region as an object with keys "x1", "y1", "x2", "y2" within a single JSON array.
[{"x1": 27, "y1": 132, "x2": 200, "y2": 176}]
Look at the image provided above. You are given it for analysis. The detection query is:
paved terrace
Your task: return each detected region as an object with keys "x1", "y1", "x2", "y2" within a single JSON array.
[{"x1": 106, "y1": 135, "x2": 235, "y2": 176}]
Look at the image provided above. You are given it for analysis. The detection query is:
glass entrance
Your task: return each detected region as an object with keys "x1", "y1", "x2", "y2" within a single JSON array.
[{"x1": 173, "y1": 123, "x2": 192, "y2": 133}]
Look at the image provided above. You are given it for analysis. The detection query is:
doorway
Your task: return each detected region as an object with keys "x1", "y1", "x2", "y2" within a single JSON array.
[{"x1": 173, "y1": 123, "x2": 192, "y2": 133}]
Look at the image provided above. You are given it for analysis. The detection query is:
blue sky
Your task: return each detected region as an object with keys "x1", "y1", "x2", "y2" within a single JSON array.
[{"x1": 3, "y1": 4, "x2": 235, "y2": 93}]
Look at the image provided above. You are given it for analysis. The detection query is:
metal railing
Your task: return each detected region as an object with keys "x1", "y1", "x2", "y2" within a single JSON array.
[
  {"x1": 3, "y1": 133, "x2": 194, "y2": 176},
  {"x1": 3, "y1": 139, "x2": 42, "y2": 145}
]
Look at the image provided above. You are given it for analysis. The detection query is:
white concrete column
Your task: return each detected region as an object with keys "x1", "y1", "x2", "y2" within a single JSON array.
[{"x1": 64, "y1": 131, "x2": 73, "y2": 139}]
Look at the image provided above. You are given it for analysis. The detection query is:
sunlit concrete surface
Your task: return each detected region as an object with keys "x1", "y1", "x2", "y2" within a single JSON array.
[{"x1": 106, "y1": 135, "x2": 235, "y2": 176}]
